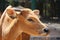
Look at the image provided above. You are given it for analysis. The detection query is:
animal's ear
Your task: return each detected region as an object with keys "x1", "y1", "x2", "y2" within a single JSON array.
[
  {"x1": 6, "y1": 8, "x2": 17, "y2": 19},
  {"x1": 33, "y1": 10, "x2": 40, "y2": 15},
  {"x1": 20, "y1": 9, "x2": 31, "y2": 18},
  {"x1": 7, "y1": 8, "x2": 15, "y2": 16}
]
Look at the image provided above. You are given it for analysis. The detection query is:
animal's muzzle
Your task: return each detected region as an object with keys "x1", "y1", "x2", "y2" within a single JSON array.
[{"x1": 43, "y1": 28, "x2": 49, "y2": 33}]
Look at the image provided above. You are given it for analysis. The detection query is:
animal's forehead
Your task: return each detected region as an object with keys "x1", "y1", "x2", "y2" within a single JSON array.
[
  {"x1": 22, "y1": 8, "x2": 32, "y2": 11},
  {"x1": 21, "y1": 9, "x2": 33, "y2": 14}
]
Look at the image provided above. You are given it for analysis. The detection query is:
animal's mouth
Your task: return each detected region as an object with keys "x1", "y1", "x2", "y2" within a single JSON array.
[
  {"x1": 40, "y1": 32, "x2": 49, "y2": 36},
  {"x1": 38, "y1": 30, "x2": 49, "y2": 36},
  {"x1": 39, "y1": 28, "x2": 50, "y2": 36}
]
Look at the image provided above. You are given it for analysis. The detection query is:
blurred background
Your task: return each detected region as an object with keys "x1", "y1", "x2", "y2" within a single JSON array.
[
  {"x1": 0, "y1": 0, "x2": 60, "y2": 19},
  {"x1": 0, "y1": 0, "x2": 60, "y2": 40}
]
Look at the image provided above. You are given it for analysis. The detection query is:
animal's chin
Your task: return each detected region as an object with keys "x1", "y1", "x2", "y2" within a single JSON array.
[
  {"x1": 40, "y1": 33, "x2": 49, "y2": 36},
  {"x1": 32, "y1": 32, "x2": 49, "y2": 36}
]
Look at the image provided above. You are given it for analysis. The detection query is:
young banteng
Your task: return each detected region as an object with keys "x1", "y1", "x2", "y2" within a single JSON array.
[{"x1": 0, "y1": 6, "x2": 49, "y2": 40}]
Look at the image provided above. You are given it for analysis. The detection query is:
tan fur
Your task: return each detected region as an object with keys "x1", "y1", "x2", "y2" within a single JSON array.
[{"x1": 0, "y1": 6, "x2": 49, "y2": 40}]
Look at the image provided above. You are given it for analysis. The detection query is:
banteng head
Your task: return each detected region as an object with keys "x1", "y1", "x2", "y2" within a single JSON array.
[
  {"x1": 2, "y1": 6, "x2": 49, "y2": 40},
  {"x1": 7, "y1": 6, "x2": 49, "y2": 36}
]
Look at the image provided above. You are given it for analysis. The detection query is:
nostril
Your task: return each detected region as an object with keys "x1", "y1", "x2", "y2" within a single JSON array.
[{"x1": 44, "y1": 28, "x2": 49, "y2": 33}]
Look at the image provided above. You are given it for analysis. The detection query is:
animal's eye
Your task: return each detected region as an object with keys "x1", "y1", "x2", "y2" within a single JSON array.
[{"x1": 27, "y1": 19, "x2": 34, "y2": 22}]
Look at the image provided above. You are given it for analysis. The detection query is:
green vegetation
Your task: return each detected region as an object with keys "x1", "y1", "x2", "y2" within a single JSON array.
[{"x1": 9, "y1": 0, "x2": 19, "y2": 7}]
